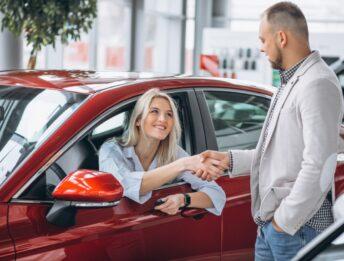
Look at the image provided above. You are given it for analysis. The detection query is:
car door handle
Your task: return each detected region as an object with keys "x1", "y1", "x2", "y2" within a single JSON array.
[{"x1": 181, "y1": 209, "x2": 208, "y2": 220}]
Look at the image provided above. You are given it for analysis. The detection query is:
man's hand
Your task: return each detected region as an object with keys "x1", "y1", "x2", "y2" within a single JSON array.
[
  {"x1": 184, "y1": 154, "x2": 225, "y2": 180},
  {"x1": 154, "y1": 194, "x2": 184, "y2": 215},
  {"x1": 272, "y1": 218, "x2": 284, "y2": 233},
  {"x1": 194, "y1": 150, "x2": 230, "y2": 181}
]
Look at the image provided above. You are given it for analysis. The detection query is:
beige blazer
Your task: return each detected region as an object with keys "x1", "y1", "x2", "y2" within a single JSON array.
[{"x1": 230, "y1": 51, "x2": 344, "y2": 235}]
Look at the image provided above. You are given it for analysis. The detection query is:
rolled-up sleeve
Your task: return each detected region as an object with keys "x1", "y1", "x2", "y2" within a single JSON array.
[
  {"x1": 176, "y1": 147, "x2": 226, "y2": 215},
  {"x1": 180, "y1": 172, "x2": 226, "y2": 215},
  {"x1": 99, "y1": 141, "x2": 152, "y2": 204}
]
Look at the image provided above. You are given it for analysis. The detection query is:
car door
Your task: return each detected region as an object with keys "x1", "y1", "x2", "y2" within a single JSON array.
[
  {"x1": 7, "y1": 88, "x2": 222, "y2": 260},
  {"x1": 0, "y1": 204, "x2": 15, "y2": 260},
  {"x1": 195, "y1": 87, "x2": 271, "y2": 260}
]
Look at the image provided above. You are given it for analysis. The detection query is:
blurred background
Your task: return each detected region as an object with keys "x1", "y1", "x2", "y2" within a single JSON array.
[{"x1": 1, "y1": 0, "x2": 344, "y2": 86}]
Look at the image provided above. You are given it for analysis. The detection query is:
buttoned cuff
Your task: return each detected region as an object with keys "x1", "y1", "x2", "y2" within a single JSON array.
[
  {"x1": 228, "y1": 150, "x2": 234, "y2": 173},
  {"x1": 228, "y1": 149, "x2": 252, "y2": 177}
]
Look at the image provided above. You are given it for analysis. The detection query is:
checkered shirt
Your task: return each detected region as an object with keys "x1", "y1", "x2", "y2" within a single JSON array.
[
  {"x1": 261, "y1": 58, "x2": 306, "y2": 156},
  {"x1": 243, "y1": 55, "x2": 332, "y2": 232}
]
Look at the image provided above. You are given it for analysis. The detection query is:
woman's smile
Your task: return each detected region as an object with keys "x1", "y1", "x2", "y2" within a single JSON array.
[
  {"x1": 153, "y1": 124, "x2": 167, "y2": 131},
  {"x1": 141, "y1": 97, "x2": 174, "y2": 140}
]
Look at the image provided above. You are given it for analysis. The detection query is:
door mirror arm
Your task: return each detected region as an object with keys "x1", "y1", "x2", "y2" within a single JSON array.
[{"x1": 46, "y1": 200, "x2": 76, "y2": 227}]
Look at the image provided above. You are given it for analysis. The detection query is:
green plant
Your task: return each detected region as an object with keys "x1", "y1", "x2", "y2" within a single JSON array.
[{"x1": 0, "y1": 0, "x2": 97, "y2": 69}]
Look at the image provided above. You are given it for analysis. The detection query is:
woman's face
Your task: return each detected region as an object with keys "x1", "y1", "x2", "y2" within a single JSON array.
[{"x1": 140, "y1": 97, "x2": 174, "y2": 141}]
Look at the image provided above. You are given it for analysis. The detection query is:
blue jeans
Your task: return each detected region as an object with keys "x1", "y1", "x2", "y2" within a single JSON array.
[{"x1": 255, "y1": 222, "x2": 319, "y2": 261}]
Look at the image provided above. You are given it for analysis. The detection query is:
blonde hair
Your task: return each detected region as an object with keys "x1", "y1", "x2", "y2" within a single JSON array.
[{"x1": 120, "y1": 88, "x2": 181, "y2": 167}]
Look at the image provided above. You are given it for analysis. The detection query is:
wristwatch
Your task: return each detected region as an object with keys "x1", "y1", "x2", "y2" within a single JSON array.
[{"x1": 183, "y1": 193, "x2": 191, "y2": 208}]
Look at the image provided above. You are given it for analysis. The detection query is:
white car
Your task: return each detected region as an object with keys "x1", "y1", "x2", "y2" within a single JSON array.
[{"x1": 293, "y1": 194, "x2": 344, "y2": 261}]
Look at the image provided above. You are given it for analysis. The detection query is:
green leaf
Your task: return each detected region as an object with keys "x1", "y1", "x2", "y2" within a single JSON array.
[{"x1": 0, "y1": 0, "x2": 97, "y2": 64}]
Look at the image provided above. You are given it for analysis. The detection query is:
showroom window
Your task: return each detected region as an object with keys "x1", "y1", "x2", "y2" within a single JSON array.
[
  {"x1": 63, "y1": 33, "x2": 91, "y2": 70},
  {"x1": 142, "y1": 0, "x2": 185, "y2": 74},
  {"x1": 21, "y1": 0, "x2": 191, "y2": 74},
  {"x1": 22, "y1": 0, "x2": 132, "y2": 71},
  {"x1": 228, "y1": 0, "x2": 344, "y2": 33},
  {"x1": 185, "y1": 0, "x2": 195, "y2": 75},
  {"x1": 97, "y1": 0, "x2": 131, "y2": 71}
]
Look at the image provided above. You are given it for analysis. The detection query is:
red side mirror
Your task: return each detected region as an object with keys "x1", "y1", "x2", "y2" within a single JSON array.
[{"x1": 53, "y1": 169, "x2": 123, "y2": 202}]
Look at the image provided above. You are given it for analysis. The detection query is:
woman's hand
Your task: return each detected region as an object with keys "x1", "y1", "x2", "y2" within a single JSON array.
[{"x1": 154, "y1": 194, "x2": 184, "y2": 215}]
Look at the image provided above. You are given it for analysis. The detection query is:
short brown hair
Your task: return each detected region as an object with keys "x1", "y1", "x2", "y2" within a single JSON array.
[{"x1": 263, "y1": 2, "x2": 309, "y2": 40}]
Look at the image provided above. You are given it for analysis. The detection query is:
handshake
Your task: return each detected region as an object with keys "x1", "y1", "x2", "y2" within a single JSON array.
[{"x1": 184, "y1": 150, "x2": 231, "y2": 181}]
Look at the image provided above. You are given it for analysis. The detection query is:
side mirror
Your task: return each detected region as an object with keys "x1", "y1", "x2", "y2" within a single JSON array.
[{"x1": 46, "y1": 169, "x2": 123, "y2": 227}]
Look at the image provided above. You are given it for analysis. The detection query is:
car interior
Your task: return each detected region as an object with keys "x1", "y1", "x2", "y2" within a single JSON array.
[{"x1": 18, "y1": 95, "x2": 189, "y2": 201}]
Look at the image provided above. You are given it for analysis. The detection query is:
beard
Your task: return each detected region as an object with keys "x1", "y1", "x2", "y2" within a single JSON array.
[{"x1": 269, "y1": 48, "x2": 283, "y2": 70}]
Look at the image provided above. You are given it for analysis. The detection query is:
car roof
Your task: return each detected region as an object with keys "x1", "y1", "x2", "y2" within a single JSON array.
[
  {"x1": 0, "y1": 70, "x2": 170, "y2": 94},
  {"x1": 0, "y1": 70, "x2": 275, "y2": 95}
]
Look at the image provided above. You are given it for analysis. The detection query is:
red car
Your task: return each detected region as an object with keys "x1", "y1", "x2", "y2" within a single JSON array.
[{"x1": 0, "y1": 70, "x2": 343, "y2": 260}]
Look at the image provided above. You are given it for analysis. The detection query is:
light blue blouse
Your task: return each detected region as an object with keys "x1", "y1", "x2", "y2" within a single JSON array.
[{"x1": 99, "y1": 140, "x2": 226, "y2": 216}]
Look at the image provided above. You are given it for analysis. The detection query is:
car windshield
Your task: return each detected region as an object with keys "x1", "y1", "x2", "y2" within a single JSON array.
[{"x1": 0, "y1": 86, "x2": 87, "y2": 185}]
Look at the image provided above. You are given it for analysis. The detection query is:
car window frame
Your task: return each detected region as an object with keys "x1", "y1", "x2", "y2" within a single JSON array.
[{"x1": 12, "y1": 88, "x2": 204, "y2": 203}]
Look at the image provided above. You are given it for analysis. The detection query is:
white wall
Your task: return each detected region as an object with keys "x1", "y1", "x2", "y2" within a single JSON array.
[{"x1": 0, "y1": 13, "x2": 22, "y2": 70}]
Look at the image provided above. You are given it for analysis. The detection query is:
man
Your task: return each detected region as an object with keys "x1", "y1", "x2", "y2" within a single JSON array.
[{"x1": 199, "y1": 2, "x2": 344, "y2": 260}]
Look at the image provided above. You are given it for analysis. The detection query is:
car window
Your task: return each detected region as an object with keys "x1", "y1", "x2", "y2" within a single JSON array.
[
  {"x1": 338, "y1": 70, "x2": 344, "y2": 122},
  {"x1": 19, "y1": 108, "x2": 132, "y2": 201},
  {"x1": 0, "y1": 86, "x2": 87, "y2": 186},
  {"x1": 339, "y1": 73, "x2": 344, "y2": 90},
  {"x1": 92, "y1": 111, "x2": 127, "y2": 137},
  {"x1": 204, "y1": 91, "x2": 270, "y2": 151},
  {"x1": 18, "y1": 92, "x2": 192, "y2": 201},
  {"x1": 337, "y1": 68, "x2": 344, "y2": 89},
  {"x1": 19, "y1": 163, "x2": 66, "y2": 201},
  {"x1": 335, "y1": 69, "x2": 344, "y2": 123}
]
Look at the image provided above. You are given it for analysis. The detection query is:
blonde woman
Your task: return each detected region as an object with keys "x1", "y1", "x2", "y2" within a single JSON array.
[{"x1": 99, "y1": 88, "x2": 226, "y2": 216}]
